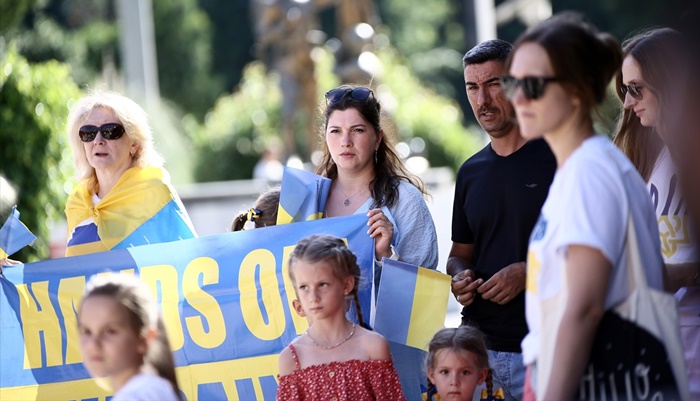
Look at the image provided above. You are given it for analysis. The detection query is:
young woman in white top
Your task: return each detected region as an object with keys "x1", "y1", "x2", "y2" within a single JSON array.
[
  {"x1": 78, "y1": 274, "x2": 182, "y2": 401},
  {"x1": 614, "y1": 27, "x2": 700, "y2": 399},
  {"x1": 501, "y1": 13, "x2": 664, "y2": 400}
]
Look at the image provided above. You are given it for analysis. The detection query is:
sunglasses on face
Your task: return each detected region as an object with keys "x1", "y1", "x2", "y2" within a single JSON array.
[
  {"x1": 621, "y1": 83, "x2": 643, "y2": 100},
  {"x1": 325, "y1": 87, "x2": 373, "y2": 104},
  {"x1": 499, "y1": 76, "x2": 562, "y2": 100},
  {"x1": 78, "y1": 123, "x2": 126, "y2": 142}
]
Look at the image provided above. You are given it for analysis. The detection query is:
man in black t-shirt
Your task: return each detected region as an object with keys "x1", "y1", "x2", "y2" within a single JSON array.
[{"x1": 447, "y1": 40, "x2": 556, "y2": 401}]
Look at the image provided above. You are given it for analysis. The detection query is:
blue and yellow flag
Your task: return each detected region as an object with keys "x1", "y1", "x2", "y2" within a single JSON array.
[
  {"x1": 0, "y1": 206, "x2": 36, "y2": 260},
  {"x1": 374, "y1": 259, "x2": 451, "y2": 350},
  {"x1": 276, "y1": 167, "x2": 331, "y2": 225},
  {"x1": 65, "y1": 167, "x2": 196, "y2": 256}
]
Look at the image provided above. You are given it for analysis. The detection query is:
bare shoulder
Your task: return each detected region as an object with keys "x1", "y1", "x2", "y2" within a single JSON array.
[
  {"x1": 355, "y1": 327, "x2": 392, "y2": 360},
  {"x1": 277, "y1": 345, "x2": 297, "y2": 377}
]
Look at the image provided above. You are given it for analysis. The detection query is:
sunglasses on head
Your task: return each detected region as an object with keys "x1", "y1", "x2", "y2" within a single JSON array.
[
  {"x1": 499, "y1": 76, "x2": 562, "y2": 100},
  {"x1": 325, "y1": 87, "x2": 373, "y2": 104},
  {"x1": 78, "y1": 123, "x2": 126, "y2": 142},
  {"x1": 621, "y1": 83, "x2": 643, "y2": 100}
]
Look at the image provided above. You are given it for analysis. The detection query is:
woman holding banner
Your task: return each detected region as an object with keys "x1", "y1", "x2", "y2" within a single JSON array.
[
  {"x1": 316, "y1": 84, "x2": 439, "y2": 399},
  {"x1": 64, "y1": 91, "x2": 196, "y2": 257}
]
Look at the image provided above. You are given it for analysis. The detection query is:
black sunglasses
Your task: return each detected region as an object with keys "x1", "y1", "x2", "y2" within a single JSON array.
[
  {"x1": 621, "y1": 83, "x2": 643, "y2": 100},
  {"x1": 325, "y1": 87, "x2": 373, "y2": 104},
  {"x1": 78, "y1": 123, "x2": 126, "y2": 142},
  {"x1": 499, "y1": 76, "x2": 562, "y2": 100}
]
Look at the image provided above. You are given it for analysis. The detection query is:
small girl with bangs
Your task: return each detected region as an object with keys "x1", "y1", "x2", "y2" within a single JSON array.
[
  {"x1": 424, "y1": 326, "x2": 500, "y2": 401},
  {"x1": 77, "y1": 274, "x2": 182, "y2": 401},
  {"x1": 276, "y1": 234, "x2": 405, "y2": 401}
]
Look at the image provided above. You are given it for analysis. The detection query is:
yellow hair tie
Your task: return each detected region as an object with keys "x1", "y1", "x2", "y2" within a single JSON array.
[{"x1": 247, "y1": 208, "x2": 261, "y2": 222}]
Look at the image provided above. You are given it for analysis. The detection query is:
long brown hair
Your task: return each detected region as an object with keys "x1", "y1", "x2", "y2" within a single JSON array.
[
  {"x1": 613, "y1": 28, "x2": 686, "y2": 181},
  {"x1": 287, "y1": 234, "x2": 368, "y2": 328},
  {"x1": 79, "y1": 275, "x2": 183, "y2": 400},
  {"x1": 315, "y1": 84, "x2": 427, "y2": 208}
]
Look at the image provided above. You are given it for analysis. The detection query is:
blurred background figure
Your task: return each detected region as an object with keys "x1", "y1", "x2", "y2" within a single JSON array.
[
  {"x1": 253, "y1": 144, "x2": 285, "y2": 182},
  {"x1": 65, "y1": 91, "x2": 196, "y2": 257},
  {"x1": 505, "y1": 13, "x2": 669, "y2": 400},
  {"x1": 253, "y1": 0, "x2": 321, "y2": 160}
]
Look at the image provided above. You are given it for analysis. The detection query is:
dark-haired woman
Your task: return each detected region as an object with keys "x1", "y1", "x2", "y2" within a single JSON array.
[
  {"x1": 615, "y1": 28, "x2": 699, "y2": 399},
  {"x1": 316, "y1": 85, "x2": 438, "y2": 399},
  {"x1": 502, "y1": 14, "x2": 665, "y2": 400}
]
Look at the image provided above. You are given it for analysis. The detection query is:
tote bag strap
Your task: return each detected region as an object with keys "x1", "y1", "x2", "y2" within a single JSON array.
[{"x1": 603, "y1": 148, "x2": 650, "y2": 294}]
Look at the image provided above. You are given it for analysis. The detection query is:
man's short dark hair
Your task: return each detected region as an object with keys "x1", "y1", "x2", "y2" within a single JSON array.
[{"x1": 462, "y1": 39, "x2": 513, "y2": 68}]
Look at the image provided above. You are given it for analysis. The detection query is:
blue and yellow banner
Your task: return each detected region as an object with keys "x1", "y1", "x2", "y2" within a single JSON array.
[
  {"x1": 374, "y1": 259, "x2": 451, "y2": 351},
  {"x1": 0, "y1": 214, "x2": 372, "y2": 401},
  {"x1": 0, "y1": 206, "x2": 36, "y2": 259},
  {"x1": 276, "y1": 167, "x2": 331, "y2": 225}
]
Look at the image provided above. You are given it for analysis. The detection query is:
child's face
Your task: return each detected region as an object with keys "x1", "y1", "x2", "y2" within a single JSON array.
[
  {"x1": 428, "y1": 348, "x2": 489, "y2": 401},
  {"x1": 78, "y1": 296, "x2": 147, "y2": 387},
  {"x1": 291, "y1": 259, "x2": 353, "y2": 321}
]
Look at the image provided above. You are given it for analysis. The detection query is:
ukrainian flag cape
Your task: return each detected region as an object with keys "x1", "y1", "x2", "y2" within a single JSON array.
[{"x1": 65, "y1": 166, "x2": 196, "y2": 256}]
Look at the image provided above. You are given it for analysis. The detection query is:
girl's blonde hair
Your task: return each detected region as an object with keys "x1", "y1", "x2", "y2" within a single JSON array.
[
  {"x1": 67, "y1": 90, "x2": 164, "y2": 192},
  {"x1": 287, "y1": 234, "x2": 367, "y2": 328}
]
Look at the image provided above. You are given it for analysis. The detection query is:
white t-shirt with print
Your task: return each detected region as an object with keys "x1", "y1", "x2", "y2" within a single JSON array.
[
  {"x1": 522, "y1": 135, "x2": 664, "y2": 365},
  {"x1": 648, "y1": 146, "x2": 698, "y2": 264},
  {"x1": 648, "y1": 147, "x2": 700, "y2": 326}
]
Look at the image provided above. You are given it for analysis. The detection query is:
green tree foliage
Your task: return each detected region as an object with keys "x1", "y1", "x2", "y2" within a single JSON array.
[
  {"x1": 186, "y1": 45, "x2": 480, "y2": 182},
  {"x1": 0, "y1": 48, "x2": 82, "y2": 261},
  {"x1": 376, "y1": 47, "x2": 481, "y2": 170},
  {"x1": 152, "y1": 0, "x2": 223, "y2": 119},
  {"x1": 0, "y1": 0, "x2": 40, "y2": 32},
  {"x1": 184, "y1": 62, "x2": 286, "y2": 182},
  {"x1": 197, "y1": 0, "x2": 255, "y2": 92}
]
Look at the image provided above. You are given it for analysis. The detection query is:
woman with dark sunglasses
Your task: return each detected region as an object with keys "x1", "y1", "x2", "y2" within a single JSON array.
[
  {"x1": 505, "y1": 14, "x2": 669, "y2": 400},
  {"x1": 64, "y1": 91, "x2": 196, "y2": 256},
  {"x1": 316, "y1": 84, "x2": 439, "y2": 399},
  {"x1": 614, "y1": 28, "x2": 700, "y2": 399}
]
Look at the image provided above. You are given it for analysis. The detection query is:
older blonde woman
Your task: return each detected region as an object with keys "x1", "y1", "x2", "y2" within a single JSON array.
[{"x1": 65, "y1": 91, "x2": 196, "y2": 256}]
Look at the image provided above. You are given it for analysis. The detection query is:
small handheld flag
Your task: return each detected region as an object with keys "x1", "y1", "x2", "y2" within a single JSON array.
[
  {"x1": 374, "y1": 258, "x2": 451, "y2": 350},
  {"x1": 276, "y1": 167, "x2": 331, "y2": 225},
  {"x1": 0, "y1": 206, "x2": 37, "y2": 259}
]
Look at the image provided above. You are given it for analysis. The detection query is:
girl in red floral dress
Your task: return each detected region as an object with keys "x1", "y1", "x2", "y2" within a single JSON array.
[{"x1": 276, "y1": 234, "x2": 406, "y2": 401}]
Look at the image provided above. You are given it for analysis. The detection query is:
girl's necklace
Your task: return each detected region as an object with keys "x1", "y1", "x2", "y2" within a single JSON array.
[
  {"x1": 338, "y1": 186, "x2": 364, "y2": 207},
  {"x1": 306, "y1": 322, "x2": 356, "y2": 350}
]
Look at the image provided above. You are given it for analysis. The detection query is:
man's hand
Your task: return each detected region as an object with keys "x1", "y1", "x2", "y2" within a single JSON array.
[
  {"x1": 477, "y1": 261, "x2": 526, "y2": 305},
  {"x1": 451, "y1": 269, "x2": 483, "y2": 307}
]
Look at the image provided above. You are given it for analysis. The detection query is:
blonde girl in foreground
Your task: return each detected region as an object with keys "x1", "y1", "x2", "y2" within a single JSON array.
[
  {"x1": 276, "y1": 234, "x2": 405, "y2": 400},
  {"x1": 78, "y1": 274, "x2": 182, "y2": 401}
]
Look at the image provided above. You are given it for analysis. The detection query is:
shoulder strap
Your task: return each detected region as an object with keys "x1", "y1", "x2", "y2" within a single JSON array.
[
  {"x1": 603, "y1": 147, "x2": 650, "y2": 292},
  {"x1": 288, "y1": 344, "x2": 301, "y2": 370}
]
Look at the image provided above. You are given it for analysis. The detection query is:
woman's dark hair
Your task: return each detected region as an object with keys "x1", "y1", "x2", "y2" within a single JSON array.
[
  {"x1": 315, "y1": 84, "x2": 427, "y2": 208},
  {"x1": 231, "y1": 186, "x2": 280, "y2": 231},
  {"x1": 613, "y1": 28, "x2": 687, "y2": 180},
  {"x1": 79, "y1": 275, "x2": 183, "y2": 401},
  {"x1": 507, "y1": 13, "x2": 622, "y2": 124},
  {"x1": 425, "y1": 325, "x2": 492, "y2": 400},
  {"x1": 287, "y1": 234, "x2": 369, "y2": 328}
]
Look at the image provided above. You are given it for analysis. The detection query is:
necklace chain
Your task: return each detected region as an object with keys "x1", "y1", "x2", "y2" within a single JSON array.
[
  {"x1": 338, "y1": 186, "x2": 364, "y2": 207},
  {"x1": 306, "y1": 322, "x2": 356, "y2": 350}
]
